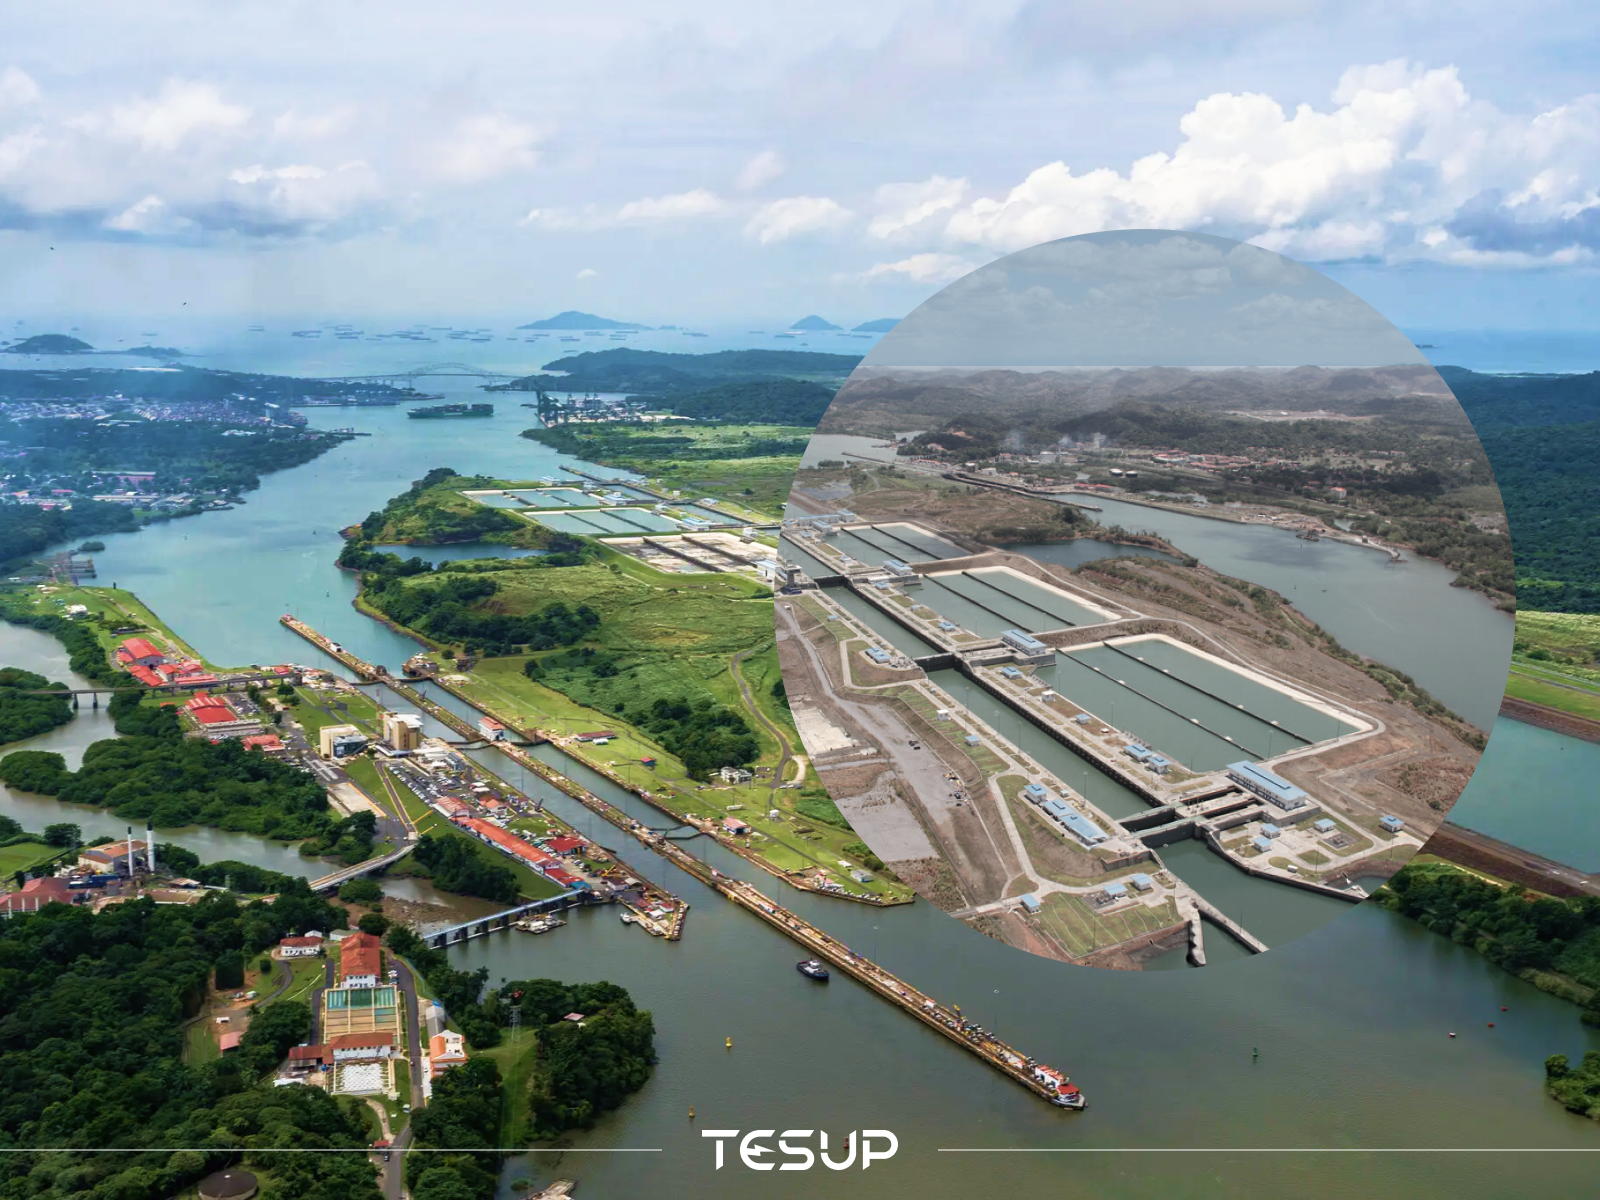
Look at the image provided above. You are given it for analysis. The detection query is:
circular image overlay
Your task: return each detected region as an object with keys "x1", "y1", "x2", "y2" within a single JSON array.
[{"x1": 777, "y1": 230, "x2": 1512, "y2": 969}]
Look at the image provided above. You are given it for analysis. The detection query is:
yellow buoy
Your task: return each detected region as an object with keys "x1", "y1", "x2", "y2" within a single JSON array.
[
  {"x1": 725, "y1": 1037, "x2": 733, "y2": 1049},
  {"x1": 688, "y1": 1107, "x2": 695, "y2": 1119}
]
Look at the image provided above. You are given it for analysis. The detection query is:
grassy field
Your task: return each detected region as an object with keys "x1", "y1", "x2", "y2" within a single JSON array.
[
  {"x1": 4, "y1": 583, "x2": 215, "y2": 666},
  {"x1": 0, "y1": 840, "x2": 64, "y2": 876},
  {"x1": 480, "y1": 1028, "x2": 543, "y2": 1139},
  {"x1": 1034, "y1": 891, "x2": 1181, "y2": 957},
  {"x1": 1504, "y1": 671, "x2": 1600, "y2": 721},
  {"x1": 277, "y1": 953, "x2": 327, "y2": 1007},
  {"x1": 291, "y1": 684, "x2": 385, "y2": 739}
]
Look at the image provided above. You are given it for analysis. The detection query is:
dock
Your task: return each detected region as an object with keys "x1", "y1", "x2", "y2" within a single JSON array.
[{"x1": 278, "y1": 615, "x2": 1083, "y2": 1110}]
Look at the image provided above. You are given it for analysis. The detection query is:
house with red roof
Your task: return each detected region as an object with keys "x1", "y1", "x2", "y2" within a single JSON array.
[
  {"x1": 336, "y1": 931, "x2": 382, "y2": 987},
  {"x1": 288, "y1": 1044, "x2": 331, "y2": 1072},
  {"x1": 547, "y1": 835, "x2": 584, "y2": 856},
  {"x1": 243, "y1": 734, "x2": 285, "y2": 752},
  {"x1": 118, "y1": 637, "x2": 165, "y2": 666},
  {"x1": 279, "y1": 935, "x2": 322, "y2": 958}
]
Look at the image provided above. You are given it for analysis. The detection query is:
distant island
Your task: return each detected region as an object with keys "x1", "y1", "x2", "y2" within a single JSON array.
[
  {"x1": 0, "y1": 334, "x2": 184, "y2": 358},
  {"x1": 853, "y1": 318, "x2": 900, "y2": 333},
  {"x1": 790, "y1": 315, "x2": 841, "y2": 331},
  {"x1": 487, "y1": 347, "x2": 863, "y2": 396},
  {"x1": 518, "y1": 311, "x2": 652, "y2": 331},
  {"x1": 4, "y1": 334, "x2": 93, "y2": 355}
]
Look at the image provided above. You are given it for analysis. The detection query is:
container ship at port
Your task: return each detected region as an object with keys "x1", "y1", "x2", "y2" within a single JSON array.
[{"x1": 408, "y1": 403, "x2": 495, "y2": 419}]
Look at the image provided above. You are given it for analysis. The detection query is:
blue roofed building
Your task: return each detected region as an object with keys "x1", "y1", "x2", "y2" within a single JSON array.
[
  {"x1": 1227, "y1": 761, "x2": 1311, "y2": 811},
  {"x1": 1018, "y1": 893, "x2": 1042, "y2": 914},
  {"x1": 1129, "y1": 873, "x2": 1155, "y2": 892},
  {"x1": 1379, "y1": 814, "x2": 1406, "y2": 833},
  {"x1": 1000, "y1": 629, "x2": 1053, "y2": 664}
]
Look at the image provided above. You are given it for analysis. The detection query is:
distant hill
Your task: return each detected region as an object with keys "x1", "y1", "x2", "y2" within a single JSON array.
[
  {"x1": 3, "y1": 334, "x2": 93, "y2": 355},
  {"x1": 656, "y1": 378, "x2": 838, "y2": 425},
  {"x1": 852, "y1": 318, "x2": 900, "y2": 332},
  {"x1": 518, "y1": 311, "x2": 651, "y2": 331},
  {"x1": 123, "y1": 345, "x2": 185, "y2": 359},
  {"x1": 790, "y1": 315, "x2": 841, "y2": 331},
  {"x1": 492, "y1": 347, "x2": 863, "y2": 395}
]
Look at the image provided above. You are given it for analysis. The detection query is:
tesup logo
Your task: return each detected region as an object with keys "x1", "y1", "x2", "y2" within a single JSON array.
[{"x1": 701, "y1": 1129, "x2": 899, "y2": 1171}]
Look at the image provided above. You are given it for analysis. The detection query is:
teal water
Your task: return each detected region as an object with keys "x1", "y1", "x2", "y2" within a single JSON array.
[{"x1": 0, "y1": 340, "x2": 1594, "y2": 1198}]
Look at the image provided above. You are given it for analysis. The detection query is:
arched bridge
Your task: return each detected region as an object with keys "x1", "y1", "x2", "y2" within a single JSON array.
[{"x1": 335, "y1": 362, "x2": 521, "y2": 385}]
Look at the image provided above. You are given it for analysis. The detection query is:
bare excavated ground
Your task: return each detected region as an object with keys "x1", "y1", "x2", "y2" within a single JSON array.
[{"x1": 823, "y1": 476, "x2": 1079, "y2": 546}]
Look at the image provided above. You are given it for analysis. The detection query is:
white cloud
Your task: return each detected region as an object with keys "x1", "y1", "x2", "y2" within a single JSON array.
[
  {"x1": 427, "y1": 112, "x2": 541, "y2": 184},
  {"x1": 929, "y1": 62, "x2": 1600, "y2": 267},
  {"x1": 860, "y1": 252, "x2": 976, "y2": 284},
  {"x1": 615, "y1": 187, "x2": 723, "y2": 221},
  {"x1": 736, "y1": 150, "x2": 784, "y2": 191},
  {"x1": 868, "y1": 176, "x2": 968, "y2": 238},
  {"x1": 104, "y1": 194, "x2": 175, "y2": 233},
  {"x1": 0, "y1": 68, "x2": 39, "y2": 108},
  {"x1": 94, "y1": 80, "x2": 251, "y2": 152},
  {"x1": 576, "y1": 267, "x2": 599, "y2": 279},
  {"x1": 744, "y1": 195, "x2": 852, "y2": 244}
]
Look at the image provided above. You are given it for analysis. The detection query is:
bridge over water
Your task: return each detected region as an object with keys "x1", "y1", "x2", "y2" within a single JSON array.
[
  {"x1": 421, "y1": 889, "x2": 588, "y2": 948},
  {"x1": 330, "y1": 362, "x2": 522, "y2": 386}
]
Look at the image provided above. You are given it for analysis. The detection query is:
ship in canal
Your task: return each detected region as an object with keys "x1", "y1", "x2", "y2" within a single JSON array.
[{"x1": 408, "y1": 403, "x2": 495, "y2": 419}]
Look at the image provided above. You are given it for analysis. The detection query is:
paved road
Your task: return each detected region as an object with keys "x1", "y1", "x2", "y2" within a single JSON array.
[{"x1": 376, "y1": 955, "x2": 427, "y2": 1200}]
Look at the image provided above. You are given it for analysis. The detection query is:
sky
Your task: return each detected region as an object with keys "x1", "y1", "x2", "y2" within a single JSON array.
[
  {"x1": 864, "y1": 231, "x2": 1429, "y2": 366},
  {"x1": 1, "y1": 1, "x2": 1599, "y2": 331}
]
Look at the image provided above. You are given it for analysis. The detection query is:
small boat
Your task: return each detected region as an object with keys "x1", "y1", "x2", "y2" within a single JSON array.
[
  {"x1": 1296, "y1": 530, "x2": 1320, "y2": 541},
  {"x1": 620, "y1": 911, "x2": 638, "y2": 925},
  {"x1": 796, "y1": 959, "x2": 830, "y2": 981}
]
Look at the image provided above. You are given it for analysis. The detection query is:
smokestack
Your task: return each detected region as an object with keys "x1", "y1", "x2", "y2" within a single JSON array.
[
  {"x1": 146, "y1": 824, "x2": 156, "y2": 874},
  {"x1": 126, "y1": 826, "x2": 135, "y2": 877}
]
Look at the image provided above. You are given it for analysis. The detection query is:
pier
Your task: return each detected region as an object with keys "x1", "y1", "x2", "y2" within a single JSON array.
[{"x1": 278, "y1": 615, "x2": 1081, "y2": 1110}]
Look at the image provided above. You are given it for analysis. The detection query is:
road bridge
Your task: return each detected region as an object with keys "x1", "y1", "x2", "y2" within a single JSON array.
[
  {"x1": 309, "y1": 844, "x2": 416, "y2": 893},
  {"x1": 331, "y1": 362, "x2": 520, "y2": 386},
  {"x1": 421, "y1": 890, "x2": 587, "y2": 948}
]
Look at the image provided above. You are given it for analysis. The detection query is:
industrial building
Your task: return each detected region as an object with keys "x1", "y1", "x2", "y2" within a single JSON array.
[
  {"x1": 381, "y1": 711, "x2": 424, "y2": 752},
  {"x1": 318, "y1": 723, "x2": 367, "y2": 759},
  {"x1": 1226, "y1": 761, "x2": 1311, "y2": 812},
  {"x1": 1001, "y1": 629, "x2": 1053, "y2": 665}
]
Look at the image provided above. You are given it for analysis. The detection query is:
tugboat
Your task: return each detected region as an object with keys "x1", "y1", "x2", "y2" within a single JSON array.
[{"x1": 796, "y1": 959, "x2": 830, "y2": 981}]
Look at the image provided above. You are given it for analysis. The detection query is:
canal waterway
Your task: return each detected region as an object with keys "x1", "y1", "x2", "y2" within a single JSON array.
[
  {"x1": 1046, "y1": 494, "x2": 1511, "y2": 731},
  {"x1": 0, "y1": 342, "x2": 1592, "y2": 1198}
]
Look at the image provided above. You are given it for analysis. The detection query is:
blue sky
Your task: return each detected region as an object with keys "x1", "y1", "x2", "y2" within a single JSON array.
[{"x1": 1, "y1": 1, "x2": 1598, "y2": 330}]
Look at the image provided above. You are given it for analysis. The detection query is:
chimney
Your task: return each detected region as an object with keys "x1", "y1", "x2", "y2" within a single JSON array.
[
  {"x1": 126, "y1": 825, "x2": 136, "y2": 876},
  {"x1": 146, "y1": 823, "x2": 156, "y2": 874}
]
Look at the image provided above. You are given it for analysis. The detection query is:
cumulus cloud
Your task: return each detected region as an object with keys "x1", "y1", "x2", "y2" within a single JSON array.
[
  {"x1": 0, "y1": 68, "x2": 39, "y2": 109},
  {"x1": 615, "y1": 187, "x2": 723, "y2": 221},
  {"x1": 576, "y1": 267, "x2": 599, "y2": 279},
  {"x1": 736, "y1": 150, "x2": 784, "y2": 190},
  {"x1": 860, "y1": 252, "x2": 976, "y2": 284},
  {"x1": 743, "y1": 195, "x2": 852, "y2": 244},
  {"x1": 928, "y1": 61, "x2": 1600, "y2": 267},
  {"x1": 526, "y1": 187, "x2": 725, "y2": 230},
  {"x1": 89, "y1": 80, "x2": 251, "y2": 152},
  {"x1": 868, "y1": 175, "x2": 969, "y2": 239}
]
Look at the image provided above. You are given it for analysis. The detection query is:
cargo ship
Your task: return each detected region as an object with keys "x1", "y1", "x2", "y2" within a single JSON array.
[{"x1": 408, "y1": 403, "x2": 494, "y2": 419}]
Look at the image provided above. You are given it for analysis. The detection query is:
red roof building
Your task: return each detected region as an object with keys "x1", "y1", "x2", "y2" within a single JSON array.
[
  {"x1": 435, "y1": 796, "x2": 471, "y2": 816},
  {"x1": 459, "y1": 817, "x2": 557, "y2": 868},
  {"x1": 547, "y1": 835, "x2": 584, "y2": 855},
  {"x1": 118, "y1": 637, "x2": 165, "y2": 665},
  {"x1": 574, "y1": 730, "x2": 618, "y2": 742},
  {"x1": 543, "y1": 867, "x2": 581, "y2": 887},
  {"x1": 723, "y1": 816, "x2": 752, "y2": 835},
  {"x1": 288, "y1": 1044, "x2": 331, "y2": 1069},
  {"x1": 128, "y1": 665, "x2": 164, "y2": 687},
  {"x1": 337, "y1": 931, "x2": 382, "y2": 985},
  {"x1": 219, "y1": 1032, "x2": 242, "y2": 1053},
  {"x1": 243, "y1": 734, "x2": 285, "y2": 752},
  {"x1": 191, "y1": 706, "x2": 236, "y2": 726},
  {"x1": 0, "y1": 877, "x2": 76, "y2": 913}
]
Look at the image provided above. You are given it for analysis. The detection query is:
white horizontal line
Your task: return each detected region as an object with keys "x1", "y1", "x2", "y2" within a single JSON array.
[
  {"x1": 0, "y1": 1149, "x2": 662, "y2": 1154},
  {"x1": 937, "y1": 1148, "x2": 1600, "y2": 1153}
]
